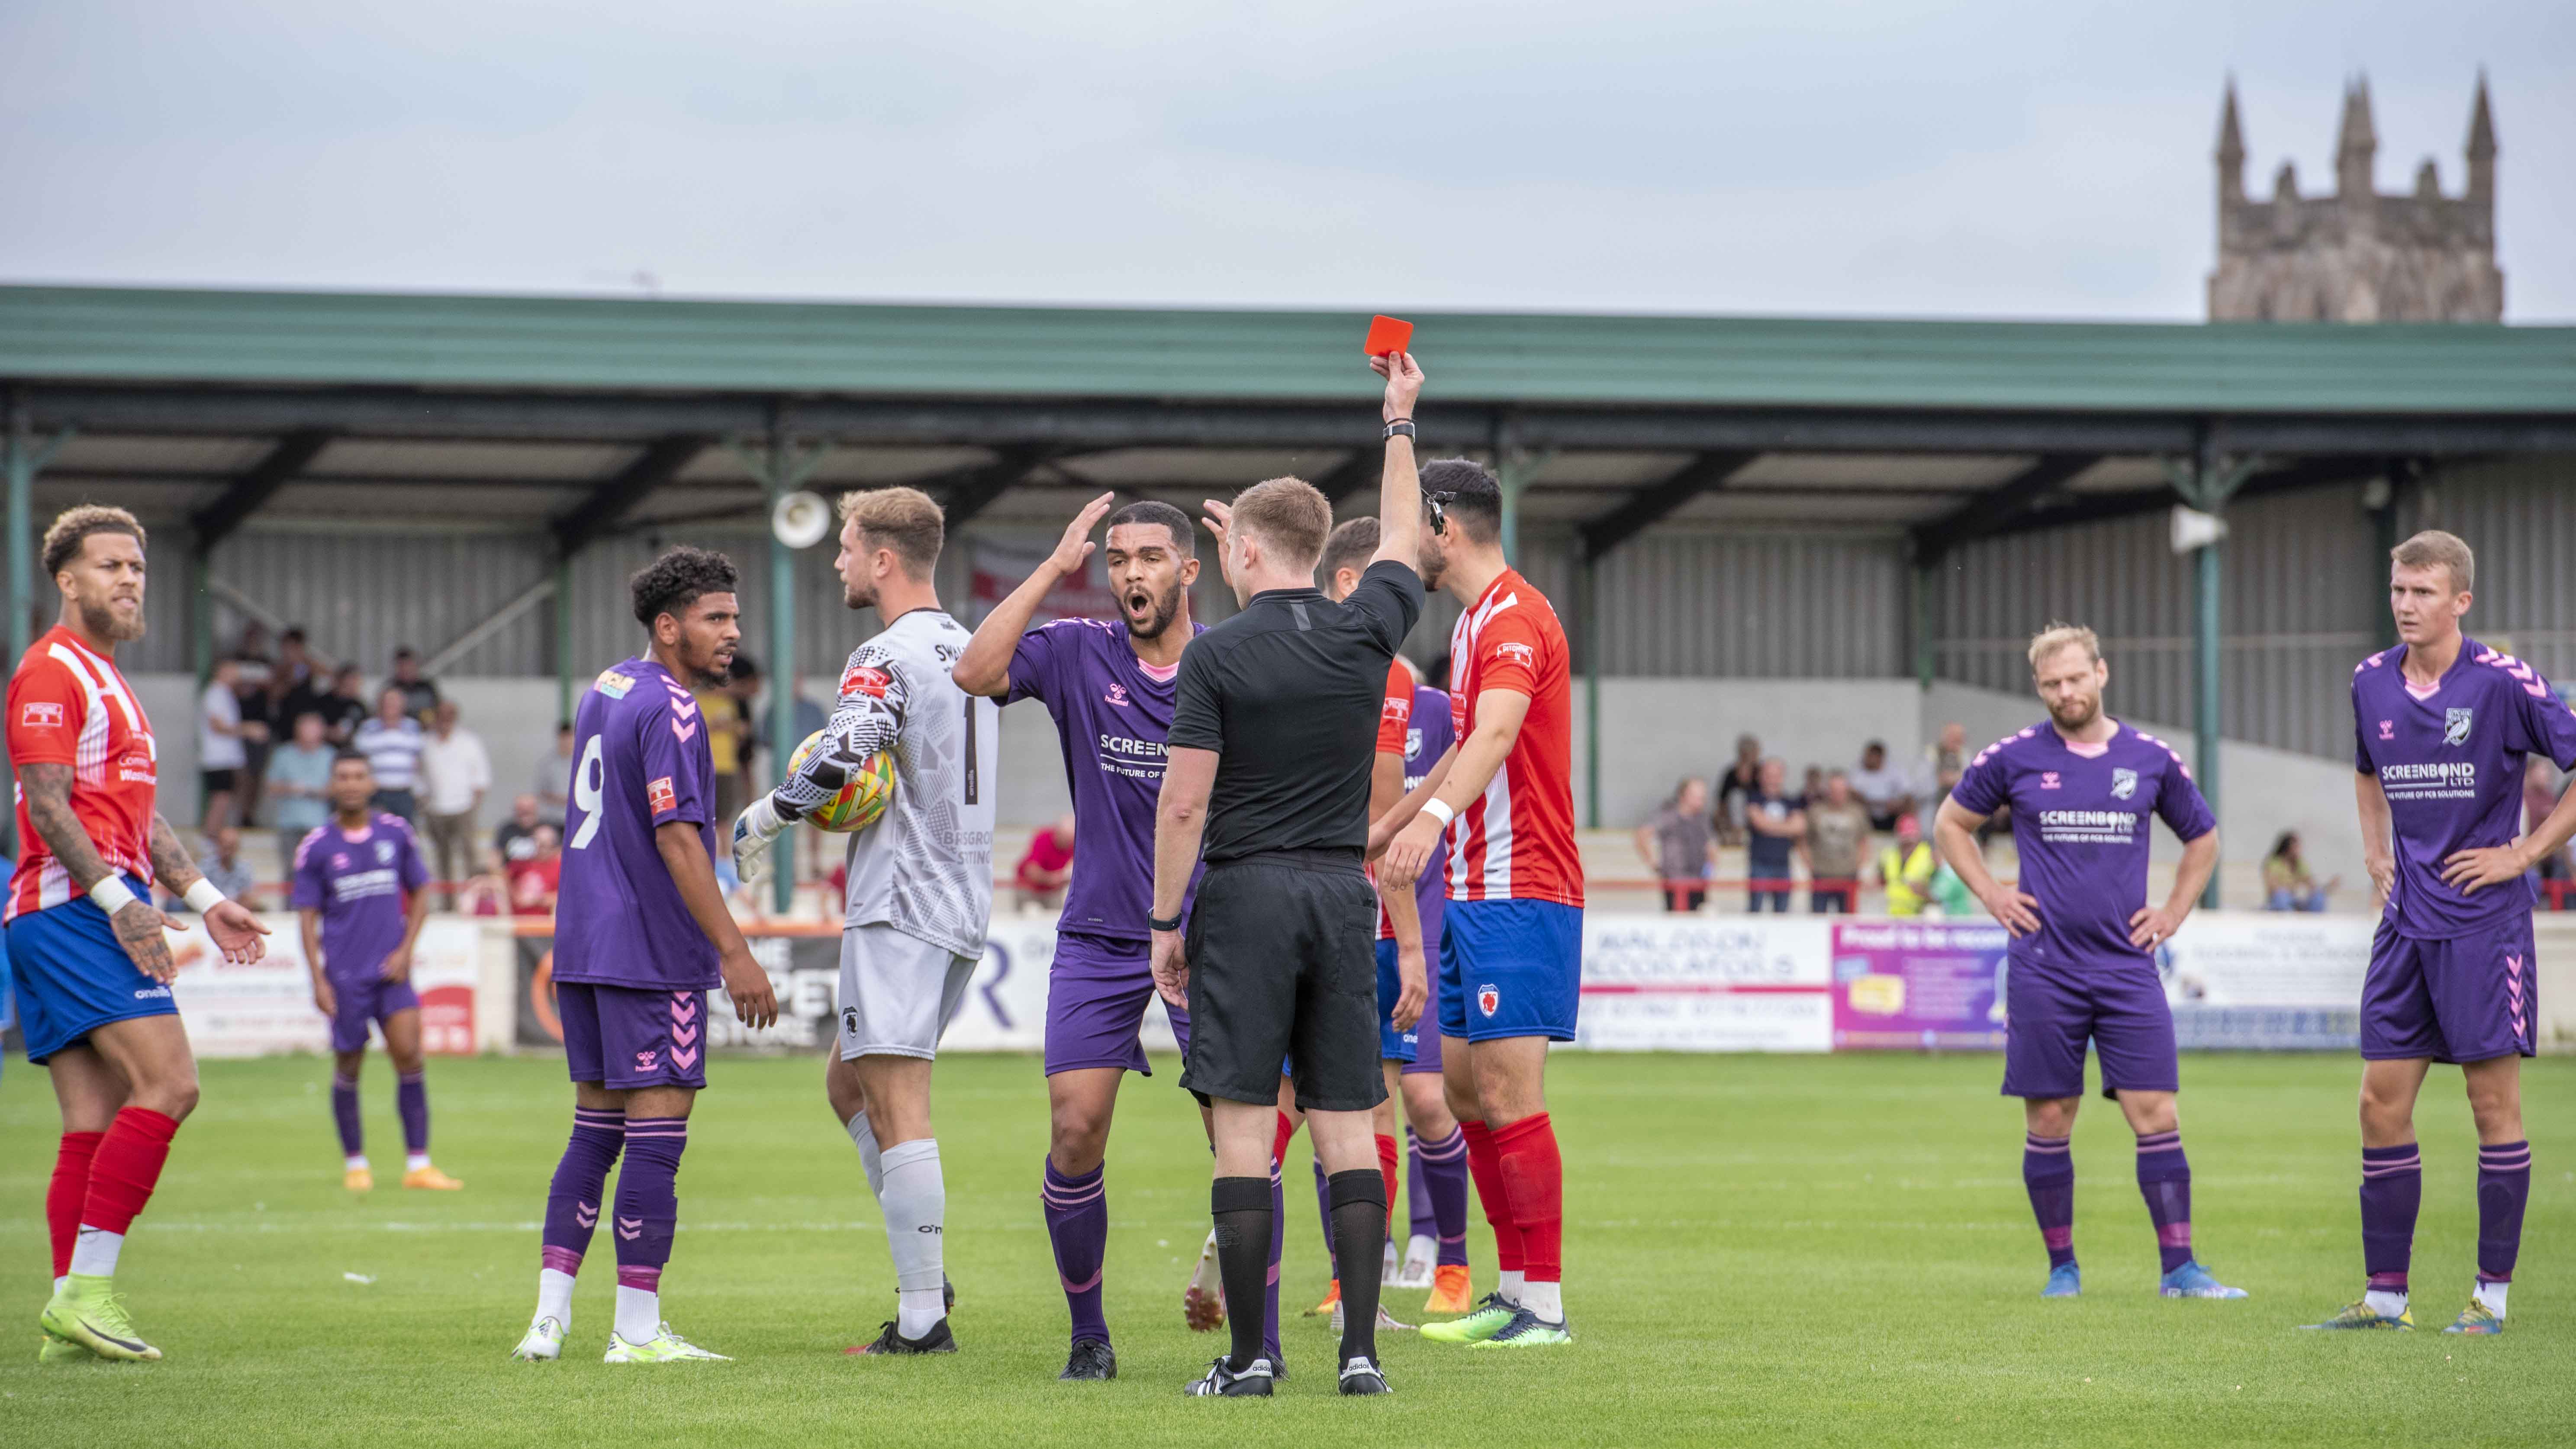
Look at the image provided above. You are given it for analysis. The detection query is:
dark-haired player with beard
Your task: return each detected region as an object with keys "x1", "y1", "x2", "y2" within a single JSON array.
[
  {"x1": 15, "y1": 505, "x2": 271, "y2": 1364},
  {"x1": 1932, "y1": 623, "x2": 2243, "y2": 1304},
  {"x1": 956, "y1": 493, "x2": 1299, "y2": 1381},
  {"x1": 510, "y1": 546, "x2": 777, "y2": 1364}
]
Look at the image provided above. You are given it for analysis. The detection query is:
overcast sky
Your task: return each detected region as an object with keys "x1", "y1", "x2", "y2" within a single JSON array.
[{"x1": 3, "y1": 1, "x2": 2568, "y2": 321}]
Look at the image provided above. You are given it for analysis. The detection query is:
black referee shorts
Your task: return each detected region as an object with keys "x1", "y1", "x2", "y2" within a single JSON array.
[{"x1": 1179, "y1": 848, "x2": 1386, "y2": 1115}]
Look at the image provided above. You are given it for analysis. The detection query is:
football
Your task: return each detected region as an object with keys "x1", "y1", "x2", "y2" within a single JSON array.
[{"x1": 789, "y1": 729, "x2": 895, "y2": 832}]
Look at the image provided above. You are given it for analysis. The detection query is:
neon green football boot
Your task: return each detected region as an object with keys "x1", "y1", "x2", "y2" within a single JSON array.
[
  {"x1": 1420, "y1": 1291, "x2": 1520, "y2": 1344},
  {"x1": 39, "y1": 1275, "x2": 161, "y2": 1362},
  {"x1": 602, "y1": 1323, "x2": 731, "y2": 1362},
  {"x1": 38, "y1": 1327, "x2": 92, "y2": 1364},
  {"x1": 1471, "y1": 1306, "x2": 1575, "y2": 1349}
]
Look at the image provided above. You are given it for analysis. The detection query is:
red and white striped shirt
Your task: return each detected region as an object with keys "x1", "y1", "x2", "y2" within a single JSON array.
[
  {"x1": 7, "y1": 627, "x2": 160, "y2": 921},
  {"x1": 1443, "y1": 568, "x2": 1583, "y2": 908}
]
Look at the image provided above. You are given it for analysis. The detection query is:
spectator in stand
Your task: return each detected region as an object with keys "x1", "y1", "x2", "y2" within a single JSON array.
[
  {"x1": 1849, "y1": 740, "x2": 1916, "y2": 832},
  {"x1": 696, "y1": 659, "x2": 753, "y2": 827},
  {"x1": 264, "y1": 710, "x2": 337, "y2": 836},
  {"x1": 195, "y1": 824, "x2": 258, "y2": 906},
  {"x1": 1635, "y1": 777, "x2": 1717, "y2": 912},
  {"x1": 534, "y1": 722, "x2": 573, "y2": 827},
  {"x1": 1875, "y1": 814, "x2": 1937, "y2": 916},
  {"x1": 725, "y1": 654, "x2": 765, "y2": 805},
  {"x1": 389, "y1": 646, "x2": 441, "y2": 724},
  {"x1": 1714, "y1": 734, "x2": 1762, "y2": 847},
  {"x1": 277, "y1": 628, "x2": 332, "y2": 725},
  {"x1": 234, "y1": 638, "x2": 282, "y2": 824},
  {"x1": 456, "y1": 844, "x2": 509, "y2": 918},
  {"x1": 316, "y1": 662, "x2": 369, "y2": 745},
  {"x1": 1014, "y1": 814, "x2": 1076, "y2": 913},
  {"x1": 2261, "y1": 831, "x2": 2338, "y2": 913},
  {"x1": 1804, "y1": 770, "x2": 1872, "y2": 913},
  {"x1": 199, "y1": 657, "x2": 255, "y2": 831},
  {"x1": 355, "y1": 686, "x2": 425, "y2": 822},
  {"x1": 1924, "y1": 721, "x2": 1969, "y2": 803},
  {"x1": 418, "y1": 700, "x2": 492, "y2": 907},
  {"x1": 496, "y1": 792, "x2": 544, "y2": 866},
  {"x1": 508, "y1": 824, "x2": 562, "y2": 917},
  {"x1": 1744, "y1": 757, "x2": 1806, "y2": 913}
]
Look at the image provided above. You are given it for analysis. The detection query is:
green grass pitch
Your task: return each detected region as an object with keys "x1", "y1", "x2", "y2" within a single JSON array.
[{"x1": 3, "y1": 1050, "x2": 2569, "y2": 1447}]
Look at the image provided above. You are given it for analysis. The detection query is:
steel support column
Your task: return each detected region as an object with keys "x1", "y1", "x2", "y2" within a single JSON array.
[
  {"x1": 556, "y1": 558, "x2": 576, "y2": 726},
  {"x1": 1912, "y1": 560, "x2": 1935, "y2": 692},
  {"x1": 2171, "y1": 432, "x2": 2257, "y2": 910},
  {"x1": 1580, "y1": 551, "x2": 1600, "y2": 828},
  {"x1": 6, "y1": 395, "x2": 72, "y2": 669},
  {"x1": 1490, "y1": 417, "x2": 1550, "y2": 567},
  {"x1": 737, "y1": 406, "x2": 831, "y2": 916}
]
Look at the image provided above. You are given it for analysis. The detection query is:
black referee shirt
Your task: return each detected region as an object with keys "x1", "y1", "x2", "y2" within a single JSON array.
[{"x1": 1168, "y1": 560, "x2": 1425, "y2": 863}]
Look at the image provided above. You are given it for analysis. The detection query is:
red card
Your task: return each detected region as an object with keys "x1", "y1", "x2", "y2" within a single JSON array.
[{"x1": 1363, "y1": 315, "x2": 1414, "y2": 357}]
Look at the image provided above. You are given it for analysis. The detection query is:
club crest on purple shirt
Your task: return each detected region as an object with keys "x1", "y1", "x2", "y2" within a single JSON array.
[
  {"x1": 2110, "y1": 767, "x2": 2137, "y2": 800},
  {"x1": 2445, "y1": 706, "x2": 2474, "y2": 746}
]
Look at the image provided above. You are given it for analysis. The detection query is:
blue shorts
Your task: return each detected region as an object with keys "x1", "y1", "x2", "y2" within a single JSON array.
[
  {"x1": 1375, "y1": 938, "x2": 1420, "y2": 1064},
  {"x1": 5, "y1": 877, "x2": 177, "y2": 1066},
  {"x1": 1437, "y1": 899, "x2": 1582, "y2": 1043},
  {"x1": 327, "y1": 974, "x2": 422, "y2": 1054}
]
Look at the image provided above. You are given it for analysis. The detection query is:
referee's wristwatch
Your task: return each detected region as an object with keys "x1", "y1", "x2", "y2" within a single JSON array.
[
  {"x1": 1149, "y1": 912, "x2": 1183, "y2": 933},
  {"x1": 1383, "y1": 419, "x2": 1416, "y2": 441}
]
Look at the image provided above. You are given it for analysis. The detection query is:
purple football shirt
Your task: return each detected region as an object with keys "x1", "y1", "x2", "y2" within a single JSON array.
[
  {"x1": 1006, "y1": 618, "x2": 1205, "y2": 940},
  {"x1": 290, "y1": 814, "x2": 428, "y2": 981},
  {"x1": 2352, "y1": 637, "x2": 2576, "y2": 938},
  {"x1": 552, "y1": 656, "x2": 721, "y2": 991},
  {"x1": 1951, "y1": 719, "x2": 2215, "y2": 968},
  {"x1": 1378, "y1": 684, "x2": 1454, "y2": 945}
]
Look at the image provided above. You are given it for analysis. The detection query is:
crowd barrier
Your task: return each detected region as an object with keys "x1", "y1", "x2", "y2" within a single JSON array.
[{"x1": 119, "y1": 909, "x2": 2576, "y2": 1059}]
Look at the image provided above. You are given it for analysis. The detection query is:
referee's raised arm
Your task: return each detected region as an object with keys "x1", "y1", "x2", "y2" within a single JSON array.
[{"x1": 1370, "y1": 351, "x2": 1426, "y2": 571}]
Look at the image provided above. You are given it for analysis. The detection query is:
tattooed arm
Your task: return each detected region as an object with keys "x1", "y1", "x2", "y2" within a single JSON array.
[
  {"x1": 21, "y1": 763, "x2": 183, "y2": 981},
  {"x1": 148, "y1": 808, "x2": 271, "y2": 966}
]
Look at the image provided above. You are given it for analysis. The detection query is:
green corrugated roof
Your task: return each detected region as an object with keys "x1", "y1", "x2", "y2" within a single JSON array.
[{"x1": 3, "y1": 283, "x2": 2573, "y2": 415}]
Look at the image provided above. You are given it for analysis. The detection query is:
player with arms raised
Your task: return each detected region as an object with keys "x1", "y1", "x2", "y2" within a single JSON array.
[
  {"x1": 2309, "y1": 531, "x2": 2576, "y2": 1335},
  {"x1": 294, "y1": 748, "x2": 460, "y2": 1192},
  {"x1": 13, "y1": 506, "x2": 270, "y2": 1364},
  {"x1": 510, "y1": 547, "x2": 777, "y2": 1364},
  {"x1": 1934, "y1": 623, "x2": 2244, "y2": 1302},
  {"x1": 1377, "y1": 454, "x2": 1582, "y2": 1349},
  {"x1": 952, "y1": 492, "x2": 1283, "y2": 1381},
  {"x1": 735, "y1": 487, "x2": 998, "y2": 1357}
]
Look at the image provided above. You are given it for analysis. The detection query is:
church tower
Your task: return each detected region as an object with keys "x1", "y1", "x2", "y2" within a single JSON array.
[{"x1": 2206, "y1": 74, "x2": 2504, "y2": 322}]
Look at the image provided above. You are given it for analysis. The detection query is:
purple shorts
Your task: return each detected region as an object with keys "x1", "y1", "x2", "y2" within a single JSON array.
[
  {"x1": 327, "y1": 974, "x2": 420, "y2": 1054},
  {"x1": 558, "y1": 982, "x2": 709, "y2": 1091},
  {"x1": 2000, "y1": 954, "x2": 2177, "y2": 1100},
  {"x1": 2362, "y1": 915, "x2": 2537, "y2": 1065},
  {"x1": 1044, "y1": 932, "x2": 1192, "y2": 1077}
]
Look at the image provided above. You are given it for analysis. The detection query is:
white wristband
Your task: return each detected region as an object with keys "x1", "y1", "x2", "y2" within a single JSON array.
[
  {"x1": 88, "y1": 876, "x2": 140, "y2": 916},
  {"x1": 184, "y1": 879, "x2": 229, "y2": 915},
  {"x1": 1420, "y1": 798, "x2": 1456, "y2": 831}
]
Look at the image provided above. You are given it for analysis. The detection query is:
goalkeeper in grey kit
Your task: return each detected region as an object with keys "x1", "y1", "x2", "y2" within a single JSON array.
[{"x1": 732, "y1": 486, "x2": 998, "y2": 1355}]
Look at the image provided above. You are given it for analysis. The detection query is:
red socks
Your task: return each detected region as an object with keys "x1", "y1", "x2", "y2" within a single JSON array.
[
  {"x1": 1493, "y1": 1112, "x2": 1564, "y2": 1285},
  {"x1": 1375, "y1": 1132, "x2": 1401, "y2": 1214},
  {"x1": 1272, "y1": 1111, "x2": 1297, "y2": 1169},
  {"x1": 48, "y1": 1131, "x2": 105, "y2": 1278},
  {"x1": 1459, "y1": 1119, "x2": 1523, "y2": 1274},
  {"x1": 80, "y1": 1108, "x2": 179, "y2": 1237}
]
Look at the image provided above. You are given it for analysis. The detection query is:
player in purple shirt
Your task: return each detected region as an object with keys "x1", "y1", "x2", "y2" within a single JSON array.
[
  {"x1": 2309, "y1": 531, "x2": 2576, "y2": 1336},
  {"x1": 509, "y1": 547, "x2": 776, "y2": 1365},
  {"x1": 1934, "y1": 623, "x2": 2244, "y2": 1303},
  {"x1": 954, "y1": 493, "x2": 1292, "y2": 1381},
  {"x1": 293, "y1": 750, "x2": 446, "y2": 1193}
]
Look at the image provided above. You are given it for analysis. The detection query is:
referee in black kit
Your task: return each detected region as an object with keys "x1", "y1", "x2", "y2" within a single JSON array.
[{"x1": 1150, "y1": 348, "x2": 1428, "y2": 1398}]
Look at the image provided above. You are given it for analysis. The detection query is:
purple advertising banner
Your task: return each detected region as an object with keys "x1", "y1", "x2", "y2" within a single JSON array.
[{"x1": 1830, "y1": 921, "x2": 2010, "y2": 1050}]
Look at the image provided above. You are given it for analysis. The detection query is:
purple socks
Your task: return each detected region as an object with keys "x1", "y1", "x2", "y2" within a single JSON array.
[
  {"x1": 2476, "y1": 1140, "x2": 2531, "y2": 1285},
  {"x1": 2359, "y1": 1142, "x2": 2422, "y2": 1293},
  {"x1": 1265, "y1": 1159, "x2": 1284, "y2": 1363},
  {"x1": 1415, "y1": 1125, "x2": 1472, "y2": 1267},
  {"x1": 2022, "y1": 1133, "x2": 2075, "y2": 1269},
  {"x1": 614, "y1": 1117, "x2": 687, "y2": 1288},
  {"x1": 396, "y1": 1071, "x2": 430, "y2": 1156},
  {"x1": 1405, "y1": 1130, "x2": 1435, "y2": 1246},
  {"x1": 541, "y1": 1107, "x2": 626, "y2": 1273},
  {"x1": 1043, "y1": 1158, "x2": 1110, "y2": 1345},
  {"x1": 331, "y1": 1073, "x2": 364, "y2": 1159},
  {"x1": 2134, "y1": 1130, "x2": 2193, "y2": 1274}
]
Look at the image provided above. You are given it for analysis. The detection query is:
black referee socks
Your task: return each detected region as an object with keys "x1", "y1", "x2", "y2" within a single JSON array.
[
  {"x1": 1211, "y1": 1175, "x2": 1273, "y2": 1372},
  {"x1": 1328, "y1": 1169, "x2": 1388, "y2": 1364}
]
